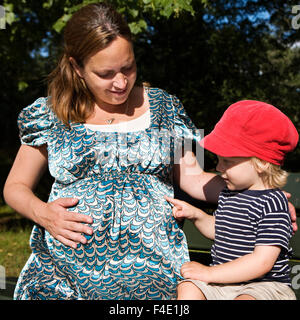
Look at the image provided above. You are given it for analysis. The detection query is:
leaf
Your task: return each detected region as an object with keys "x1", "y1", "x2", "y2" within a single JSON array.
[
  {"x1": 3, "y1": 3, "x2": 14, "y2": 13},
  {"x1": 3, "y1": 3, "x2": 17, "y2": 25},
  {"x1": 128, "y1": 19, "x2": 148, "y2": 34},
  {"x1": 5, "y1": 12, "x2": 15, "y2": 25},
  {"x1": 18, "y1": 81, "x2": 28, "y2": 92},
  {"x1": 160, "y1": 1, "x2": 173, "y2": 18},
  {"x1": 52, "y1": 13, "x2": 72, "y2": 33},
  {"x1": 43, "y1": 0, "x2": 54, "y2": 9},
  {"x1": 128, "y1": 8, "x2": 139, "y2": 18}
]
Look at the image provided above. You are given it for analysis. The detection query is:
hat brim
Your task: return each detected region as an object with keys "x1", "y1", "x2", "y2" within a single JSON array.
[{"x1": 199, "y1": 132, "x2": 254, "y2": 158}]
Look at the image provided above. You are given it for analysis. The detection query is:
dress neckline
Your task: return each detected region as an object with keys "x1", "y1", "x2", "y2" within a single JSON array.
[
  {"x1": 84, "y1": 109, "x2": 150, "y2": 131},
  {"x1": 72, "y1": 86, "x2": 156, "y2": 135}
]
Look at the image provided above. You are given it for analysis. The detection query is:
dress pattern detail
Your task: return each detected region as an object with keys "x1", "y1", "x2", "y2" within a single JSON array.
[{"x1": 14, "y1": 87, "x2": 201, "y2": 300}]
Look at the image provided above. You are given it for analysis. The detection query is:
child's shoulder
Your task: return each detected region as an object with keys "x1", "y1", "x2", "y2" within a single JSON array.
[
  {"x1": 259, "y1": 189, "x2": 289, "y2": 214},
  {"x1": 220, "y1": 187, "x2": 288, "y2": 212},
  {"x1": 244, "y1": 188, "x2": 288, "y2": 214}
]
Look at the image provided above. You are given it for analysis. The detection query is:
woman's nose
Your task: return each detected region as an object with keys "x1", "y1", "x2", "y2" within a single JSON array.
[{"x1": 113, "y1": 73, "x2": 127, "y2": 89}]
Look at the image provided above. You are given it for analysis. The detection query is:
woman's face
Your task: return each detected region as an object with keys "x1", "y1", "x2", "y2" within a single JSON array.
[{"x1": 74, "y1": 36, "x2": 137, "y2": 108}]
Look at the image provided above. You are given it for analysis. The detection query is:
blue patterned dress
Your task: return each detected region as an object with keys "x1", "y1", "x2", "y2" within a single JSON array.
[{"x1": 14, "y1": 87, "x2": 201, "y2": 300}]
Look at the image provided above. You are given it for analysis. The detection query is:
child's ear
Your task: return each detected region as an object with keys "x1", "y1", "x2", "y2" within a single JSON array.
[
  {"x1": 251, "y1": 157, "x2": 270, "y2": 174},
  {"x1": 256, "y1": 160, "x2": 270, "y2": 174}
]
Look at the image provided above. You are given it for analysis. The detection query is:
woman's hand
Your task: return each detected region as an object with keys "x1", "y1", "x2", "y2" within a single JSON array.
[
  {"x1": 283, "y1": 192, "x2": 298, "y2": 234},
  {"x1": 36, "y1": 197, "x2": 93, "y2": 249},
  {"x1": 4, "y1": 145, "x2": 94, "y2": 249}
]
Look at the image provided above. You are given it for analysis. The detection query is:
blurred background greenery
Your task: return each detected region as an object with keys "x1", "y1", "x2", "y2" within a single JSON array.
[{"x1": 0, "y1": 0, "x2": 299, "y2": 298}]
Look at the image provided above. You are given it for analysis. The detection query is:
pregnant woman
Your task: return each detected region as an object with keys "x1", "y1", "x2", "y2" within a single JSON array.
[{"x1": 4, "y1": 3, "x2": 231, "y2": 300}]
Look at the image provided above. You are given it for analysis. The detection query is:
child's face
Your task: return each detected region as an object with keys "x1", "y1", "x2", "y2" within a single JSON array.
[{"x1": 216, "y1": 156, "x2": 265, "y2": 191}]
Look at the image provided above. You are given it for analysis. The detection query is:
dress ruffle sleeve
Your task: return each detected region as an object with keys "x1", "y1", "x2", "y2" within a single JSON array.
[
  {"x1": 172, "y1": 95, "x2": 202, "y2": 143},
  {"x1": 17, "y1": 97, "x2": 54, "y2": 146}
]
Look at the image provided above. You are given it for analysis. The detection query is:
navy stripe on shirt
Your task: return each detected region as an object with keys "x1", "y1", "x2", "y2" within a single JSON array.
[{"x1": 211, "y1": 188, "x2": 293, "y2": 285}]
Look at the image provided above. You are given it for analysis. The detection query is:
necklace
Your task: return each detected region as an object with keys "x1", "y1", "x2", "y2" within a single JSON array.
[
  {"x1": 104, "y1": 99, "x2": 129, "y2": 125},
  {"x1": 105, "y1": 118, "x2": 114, "y2": 125}
]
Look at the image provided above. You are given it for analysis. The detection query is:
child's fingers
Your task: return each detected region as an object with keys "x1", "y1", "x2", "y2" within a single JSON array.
[
  {"x1": 172, "y1": 207, "x2": 185, "y2": 221},
  {"x1": 164, "y1": 195, "x2": 183, "y2": 207},
  {"x1": 173, "y1": 206, "x2": 179, "y2": 218},
  {"x1": 172, "y1": 207, "x2": 177, "y2": 218}
]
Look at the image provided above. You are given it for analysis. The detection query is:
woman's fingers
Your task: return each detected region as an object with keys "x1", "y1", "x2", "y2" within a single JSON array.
[
  {"x1": 55, "y1": 234, "x2": 82, "y2": 249},
  {"x1": 54, "y1": 224, "x2": 90, "y2": 249},
  {"x1": 54, "y1": 197, "x2": 79, "y2": 207},
  {"x1": 67, "y1": 211, "x2": 93, "y2": 225},
  {"x1": 66, "y1": 220, "x2": 93, "y2": 236},
  {"x1": 43, "y1": 198, "x2": 94, "y2": 248},
  {"x1": 53, "y1": 197, "x2": 93, "y2": 225}
]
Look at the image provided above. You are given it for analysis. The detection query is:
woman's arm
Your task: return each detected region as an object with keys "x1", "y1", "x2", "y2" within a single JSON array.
[
  {"x1": 181, "y1": 245, "x2": 281, "y2": 284},
  {"x1": 3, "y1": 145, "x2": 93, "y2": 248},
  {"x1": 174, "y1": 150, "x2": 225, "y2": 203}
]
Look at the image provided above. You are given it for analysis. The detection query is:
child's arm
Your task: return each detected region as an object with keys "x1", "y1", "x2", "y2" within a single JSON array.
[
  {"x1": 180, "y1": 245, "x2": 281, "y2": 283},
  {"x1": 165, "y1": 196, "x2": 215, "y2": 240},
  {"x1": 173, "y1": 151, "x2": 225, "y2": 204}
]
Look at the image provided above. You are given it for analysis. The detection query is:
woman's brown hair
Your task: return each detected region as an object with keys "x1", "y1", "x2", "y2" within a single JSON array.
[{"x1": 47, "y1": 3, "x2": 132, "y2": 125}]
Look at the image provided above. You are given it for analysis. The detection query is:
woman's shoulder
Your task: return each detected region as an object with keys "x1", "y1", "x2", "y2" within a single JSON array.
[
  {"x1": 18, "y1": 96, "x2": 55, "y2": 121},
  {"x1": 145, "y1": 86, "x2": 182, "y2": 113},
  {"x1": 146, "y1": 86, "x2": 177, "y2": 100},
  {"x1": 17, "y1": 96, "x2": 58, "y2": 146}
]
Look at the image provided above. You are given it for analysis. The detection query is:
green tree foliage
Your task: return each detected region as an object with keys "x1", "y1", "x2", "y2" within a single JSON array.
[
  {"x1": 0, "y1": 0, "x2": 299, "y2": 203},
  {"x1": 133, "y1": 0, "x2": 300, "y2": 169}
]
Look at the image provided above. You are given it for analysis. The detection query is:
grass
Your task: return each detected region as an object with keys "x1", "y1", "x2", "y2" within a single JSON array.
[
  {"x1": 0, "y1": 207, "x2": 32, "y2": 278},
  {"x1": 0, "y1": 228, "x2": 32, "y2": 278}
]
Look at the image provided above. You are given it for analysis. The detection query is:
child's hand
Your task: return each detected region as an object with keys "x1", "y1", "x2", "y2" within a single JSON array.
[
  {"x1": 164, "y1": 195, "x2": 198, "y2": 221},
  {"x1": 181, "y1": 261, "x2": 211, "y2": 282}
]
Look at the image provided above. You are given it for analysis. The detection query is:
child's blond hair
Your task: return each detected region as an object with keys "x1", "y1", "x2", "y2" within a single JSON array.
[{"x1": 251, "y1": 157, "x2": 288, "y2": 189}]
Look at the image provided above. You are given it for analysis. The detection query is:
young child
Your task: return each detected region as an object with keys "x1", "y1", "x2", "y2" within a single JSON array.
[{"x1": 166, "y1": 100, "x2": 299, "y2": 300}]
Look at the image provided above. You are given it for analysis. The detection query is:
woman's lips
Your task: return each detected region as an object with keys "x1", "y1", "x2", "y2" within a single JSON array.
[{"x1": 110, "y1": 89, "x2": 127, "y2": 95}]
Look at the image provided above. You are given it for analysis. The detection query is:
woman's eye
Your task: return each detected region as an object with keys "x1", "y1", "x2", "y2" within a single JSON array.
[
  {"x1": 122, "y1": 64, "x2": 134, "y2": 73},
  {"x1": 96, "y1": 71, "x2": 114, "y2": 79}
]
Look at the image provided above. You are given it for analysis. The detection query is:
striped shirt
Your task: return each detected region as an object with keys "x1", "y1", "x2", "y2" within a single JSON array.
[{"x1": 211, "y1": 188, "x2": 293, "y2": 285}]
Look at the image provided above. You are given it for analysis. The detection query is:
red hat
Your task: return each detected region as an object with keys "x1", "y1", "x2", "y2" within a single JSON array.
[{"x1": 199, "y1": 100, "x2": 299, "y2": 165}]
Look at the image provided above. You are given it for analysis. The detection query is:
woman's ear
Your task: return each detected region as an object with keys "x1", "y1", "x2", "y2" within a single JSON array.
[{"x1": 69, "y1": 57, "x2": 84, "y2": 78}]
